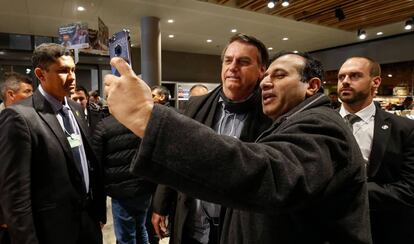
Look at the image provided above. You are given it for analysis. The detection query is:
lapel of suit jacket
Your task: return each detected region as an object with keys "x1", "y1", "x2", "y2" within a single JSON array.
[
  {"x1": 68, "y1": 100, "x2": 94, "y2": 164},
  {"x1": 33, "y1": 90, "x2": 85, "y2": 183},
  {"x1": 368, "y1": 109, "x2": 392, "y2": 177},
  {"x1": 68, "y1": 100, "x2": 90, "y2": 140}
]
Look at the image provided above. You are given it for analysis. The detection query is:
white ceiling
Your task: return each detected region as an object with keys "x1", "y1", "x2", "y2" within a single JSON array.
[{"x1": 0, "y1": 0, "x2": 412, "y2": 55}]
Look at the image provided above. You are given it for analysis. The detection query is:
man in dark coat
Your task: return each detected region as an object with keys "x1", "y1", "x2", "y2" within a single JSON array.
[
  {"x1": 0, "y1": 43, "x2": 106, "y2": 244},
  {"x1": 151, "y1": 34, "x2": 271, "y2": 244},
  {"x1": 338, "y1": 56, "x2": 414, "y2": 244},
  {"x1": 104, "y1": 51, "x2": 372, "y2": 244},
  {"x1": 92, "y1": 116, "x2": 156, "y2": 244},
  {"x1": 70, "y1": 85, "x2": 104, "y2": 133}
]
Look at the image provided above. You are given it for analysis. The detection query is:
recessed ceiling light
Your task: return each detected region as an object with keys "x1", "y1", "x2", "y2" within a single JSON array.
[
  {"x1": 405, "y1": 19, "x2": 413, "y2": 30},
  {"x1": 167, "y1": 19, "x2": 174, "y2": 23},
  {"x1": 168, "y1": 34, "x2": 174, "y2": 38},
  {"x1": 77, "y1": 6, "x2": 85, "y2": 11},
  {"x1": 26, "y1": 68, "x2": 31, "y2": 74},
  {"x1": 206, "y1": 39, "x2": 212, "y2": 43},
  {"x1": 293, "y1": 50, "x2": 298, "y2": 53},
  {"x1": 267, "y1": 1, "x2": 276, "y2": 8},
  {"x1": 282, "y1": 37, "x2": 289, "y2": 41},
  {"x1": 281, "y1": 0, "x2": 290, "y2": 7},
  {"x1": 376, "y1": 32, "x2": 383, "y2": 36},
  {"x1": 268, "y1": 47, "x2": 273, "y2": 50},
  {"x1": 358, "y1": 29, "x2": 366, "y2": 40},
  {"x1": 231, "y1": 29, "x2": 237, "y2": 33},
  {"x1": 387, "y1": 74, "x2": 393, "y2": 77},
  {"x1": 323, "y1": 81, "x2": 327, "y2": 84}
]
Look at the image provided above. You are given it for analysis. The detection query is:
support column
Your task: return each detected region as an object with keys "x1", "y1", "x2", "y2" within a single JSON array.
[{"x1": 140, "y1": 16, "x2": 161, "y2": 87}]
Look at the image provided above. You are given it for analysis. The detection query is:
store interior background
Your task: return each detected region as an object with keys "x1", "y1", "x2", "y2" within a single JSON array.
[{"x1": 0, "y1": 0, "x2": 413, "y2": 110}]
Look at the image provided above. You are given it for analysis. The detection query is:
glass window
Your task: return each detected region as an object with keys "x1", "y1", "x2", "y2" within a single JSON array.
[
  {"x1": 9, "y1": 34, "x2": 32, "y2": 50},
  {"x1": 34, "y1": 36, "x2": 52, "y2": 47}
]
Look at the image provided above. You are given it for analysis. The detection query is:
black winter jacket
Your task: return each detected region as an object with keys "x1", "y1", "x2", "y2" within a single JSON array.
[{"x1": 92, "y1": 115, "x2": 156, "y2": 199}]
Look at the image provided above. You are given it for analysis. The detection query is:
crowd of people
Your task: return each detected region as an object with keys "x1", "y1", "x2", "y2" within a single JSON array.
[{"x1": 0, "y1": 33, "x2": 413, "y2": 244}]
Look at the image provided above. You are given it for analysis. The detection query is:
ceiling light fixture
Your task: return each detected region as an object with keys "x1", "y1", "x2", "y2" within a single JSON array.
[
  {"x1": 335, "y1": 7, "x2": 345, "y2": 21},
  {"x1": 388, "y1": 74, "x2": 393, "y2": 77},
  {"x1": 77, "y1": 6, "x2": 85, "y2": 11},
  {"x1": 404, "y1": 18, "x2": 413, "y2": 30},
  {"x1": 267, "y1": 0, "x2": 276, "y2": 9},
  {"x1": 293, "y1": 50, "x2": 298, "y2": 53},
  {"x1": 167, "y1": 19, "x2": 174, "y2": 23},
  {"x1": 231, "y1": 29, "x2": 237, "y2": 33},
  {"x1": 282, "y1": 37, "x2": 289, "y2": 41},
  {"x1": 268, "y1": 47, "x2": 273, "y2": 50},
  {"x1": 376, "y1": 32, "x2": 383, "y2": 36},
  {"x1": 168, "y1": 34, "x2": 174, "y2": 38},
  {"x1": 281, "y1": 0, "x2": 289, "y2": 7},
  {"x1": 357, "y1": 29, "x2": 366, "y2": 40},
  {"x1": 206, "y1": 39, "x2": 212, "y2": 43}
]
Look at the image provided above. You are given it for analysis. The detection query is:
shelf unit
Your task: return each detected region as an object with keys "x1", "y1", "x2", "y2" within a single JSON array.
[{"x1": 161, "y1": 81, "x2": 220, "y2": 111}]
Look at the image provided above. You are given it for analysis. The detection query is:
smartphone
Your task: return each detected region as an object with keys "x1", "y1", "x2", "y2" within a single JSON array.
[{"x1": 109, "y1": 29, "x2": 132, "y2": 76}]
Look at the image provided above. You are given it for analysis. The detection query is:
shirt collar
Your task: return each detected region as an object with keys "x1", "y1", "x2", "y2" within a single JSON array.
[
  {"x1": 339, "y1": 102, "x2": 376, "y2": 123},
  {"x1": 38, "y1": 85, "x2": 69, "y2": 113}
]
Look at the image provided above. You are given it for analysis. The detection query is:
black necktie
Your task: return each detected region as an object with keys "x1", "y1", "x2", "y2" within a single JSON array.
[
  {"x1": 60, "y1": 106, "x2": 86, "y2": 185},
  {"x1": 345, "y1": 114, "x2": 361, "y2": 132}
]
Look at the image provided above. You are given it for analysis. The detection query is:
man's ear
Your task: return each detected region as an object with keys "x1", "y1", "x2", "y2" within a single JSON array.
[
  {"x1": 6, "y1": 89, "x2": 14, "y2": 101},
  {"x1": 372, "y1": 76, "x2": 381, "y2": 89},
  {"x1": 159, "y1": 94, "x2": 166, "y2": 101},
  {"x1": 34, "y1": 67, "x2": 45, "y2": 83},
  {"x1": 305, "y1": 78, "x2": 321, "y2": 97},
  {"x1": 257, "y1": 64, "x2": 266, "y2": 81}
]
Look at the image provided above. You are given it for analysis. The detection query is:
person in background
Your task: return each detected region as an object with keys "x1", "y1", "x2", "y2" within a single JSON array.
[
  {"x1": 151, "y1": 33, "x2": 271, "y2": 244},
  {"x1": 104, "y1": 51, "x2": 371, "y2": 244},
  {"x1": 89, "y1": 90, "x2": 104, "y2": 107},
  {"x1": 0, "y1": 72, "x2": 33, "y2": 243},
  {"x1": 0, "y1": 72, "x2": 33, "y2": 113},
  {"x1": 92, "y1": 114, "x2": 156, "y2": 244},
  {"x1": 328, "y1": 91, "x2": 341, "y2": 109},
  {"x1": 337, "y1": 56, "x2": 414, "y2": 244},
  {"x1": 71, "y1": 86, "x2": 103, "y2": 132},
  {"x1": 151, "y1": 85, "x2": 171, "y2": 106},
  {"x1": 0, "y1": 43, "x2": 106, "y2": 244},
  {"x1": 189, "y1": 84, "x2": 209, "y2": 97},
  {"x1": 395, "y1": 96, "x2": 413, "y2": 110}
]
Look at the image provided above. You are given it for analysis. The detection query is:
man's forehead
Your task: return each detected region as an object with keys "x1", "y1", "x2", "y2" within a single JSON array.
[
  {"x1": 224, "y1": 41, "x2": 258, "y2": 57},
  {"x1": 340, "y1": 58, "x2": 370, "y2": 71},
  {"x1": 49, "y1": 55, "x2": 75, "y2": 67},
  {"x1": 18, "y1": 82, "x2": 33, "y2": 90},
  {"x1": 74, "y1": 90, "x2": 86, "y2": 96},
  {"x1": 269, "y1": 54, "x2": 305, "y2": 70}
]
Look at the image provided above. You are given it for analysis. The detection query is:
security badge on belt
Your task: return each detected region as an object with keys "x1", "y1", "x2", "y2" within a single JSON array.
[{"x1": 67, "y1": 134, "x2": 82, "y2": 148}]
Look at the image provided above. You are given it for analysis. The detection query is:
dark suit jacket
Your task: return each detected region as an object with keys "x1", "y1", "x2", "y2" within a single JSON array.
[
  {"x1": 0, "y1": 89, "x2": 106, "y2": 244},
  {"x1": 367, "y1": 108, "x2": 414, "y2": 244},
  {"x1": 152, "y1": 85, "x2": 272, "y2": 244}
]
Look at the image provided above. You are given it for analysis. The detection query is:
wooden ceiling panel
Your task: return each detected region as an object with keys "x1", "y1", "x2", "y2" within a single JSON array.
[{"x1": 214, "y1": 0, "x2": 414, "y2": 31}]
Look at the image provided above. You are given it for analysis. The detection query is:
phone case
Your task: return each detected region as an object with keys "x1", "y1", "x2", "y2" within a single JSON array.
[{"x1": 109, "y1": 29, "x2": 131, "y2": 76}]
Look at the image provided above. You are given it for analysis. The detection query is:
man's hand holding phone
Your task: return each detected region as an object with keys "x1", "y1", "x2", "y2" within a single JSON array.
[
  {"x1": 104, "y1": 57, "x2": 153, "y2": 138},
  {"x1": 109, "y1": 30, "x2": 132, "y2": 76}
]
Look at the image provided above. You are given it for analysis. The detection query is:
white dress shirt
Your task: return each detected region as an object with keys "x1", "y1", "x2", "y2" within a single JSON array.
[{"x1": 339, "y1": 102, "x2": 376, "y2": 162}]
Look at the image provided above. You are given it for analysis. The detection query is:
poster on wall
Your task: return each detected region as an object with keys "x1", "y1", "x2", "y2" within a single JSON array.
[
  {"x1": 83, "y1": 17, "x2": 109, "y2": 55},
  {"x1": 98, "y1": 17, "x2": 109, "y2": 51},
  {"x1": 58, "y1": 22, "x2": 89, "y2": 49}
]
